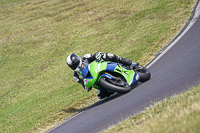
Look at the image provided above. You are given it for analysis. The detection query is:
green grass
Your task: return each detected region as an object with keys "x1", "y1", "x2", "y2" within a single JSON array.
[
  {"x1": 0, "y1": 0, "x2": 196, "y2": 132},
  {"x1": 102, "y1": 85, "x2": 200, "y2": 133}
]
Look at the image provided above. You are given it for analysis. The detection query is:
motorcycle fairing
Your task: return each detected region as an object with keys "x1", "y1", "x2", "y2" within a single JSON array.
[
  {"x1": 106, "y1": 62, "x2": 117, "y2": 71},
  {"x1": 83, "y1": 61, "x2": 139, "y2": 89},
  {"x1": 129, "y1": 72, "x2": 140, "y2": 87}
]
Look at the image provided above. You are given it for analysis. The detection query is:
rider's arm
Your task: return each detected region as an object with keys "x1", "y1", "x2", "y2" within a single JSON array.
[
  {"x1": 86, "y1": 52, "x2": 105, "y2": 62},
  {"x1": 73, "y1": 71, "x2": 82, "y2": 83},
  {"x1": 86, "y1": 53, "x2": 97, "y2": 63},
  {"x1": 73, "y1": 71, "x2": 92, "y2": 92}
]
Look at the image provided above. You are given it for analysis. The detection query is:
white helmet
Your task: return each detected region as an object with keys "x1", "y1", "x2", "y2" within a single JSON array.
[{"x1": 66, "y1": 53, "x2": 81, "y2": 70}]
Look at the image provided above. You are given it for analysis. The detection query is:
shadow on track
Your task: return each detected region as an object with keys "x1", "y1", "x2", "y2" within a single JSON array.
[
  {"x1": 62, "y1": 83, "x2": 141, "y2": 114},
  {"x1": 61, "y1": 92, "x2": 124, "y2": 115},
  {"x1": 86, "y1": 83, "x2": 141, "y2": 110},
  {"x1": 86, "y1": 92, "x2": 124, "y2": 110}
]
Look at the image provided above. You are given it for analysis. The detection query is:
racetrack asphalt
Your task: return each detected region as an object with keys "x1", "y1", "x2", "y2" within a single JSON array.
[{"x1": 47, "y1": 2, "x2": 200, "y2": 133}]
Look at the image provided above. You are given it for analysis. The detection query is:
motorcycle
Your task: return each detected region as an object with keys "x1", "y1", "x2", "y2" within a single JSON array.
[{"x1": 81, "y1": 59, "x2": 151, "y2": 94}]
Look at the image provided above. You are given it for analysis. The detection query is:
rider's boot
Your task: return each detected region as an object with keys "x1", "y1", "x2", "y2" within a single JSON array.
[
  {"x1": 97, "y1": 90, "x2": 115, "y2": 99},
  {"x1": 131, "y1": 62, "x2": 139, "y2": 70}
]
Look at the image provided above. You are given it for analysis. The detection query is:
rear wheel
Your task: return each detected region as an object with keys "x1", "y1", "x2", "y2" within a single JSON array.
[
  {"x1": 134, "y1": 65, "x2": 151, "y2": 82},
  {"x1": 99, "y1": 77, "x2": 131, "y2": 94}
]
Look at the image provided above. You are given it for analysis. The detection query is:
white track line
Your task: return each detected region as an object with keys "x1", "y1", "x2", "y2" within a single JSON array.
[
  {"x1": 46, "y1": 111, "x2": 84, "y2": 133},
  {"x1": 146, "y1": 2, "x2": 200, "y2": 69}
]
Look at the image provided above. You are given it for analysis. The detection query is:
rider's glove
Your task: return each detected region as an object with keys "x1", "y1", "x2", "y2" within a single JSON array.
[{"x1": 95, "y1": 52, "x2": 104, "y2": 62}]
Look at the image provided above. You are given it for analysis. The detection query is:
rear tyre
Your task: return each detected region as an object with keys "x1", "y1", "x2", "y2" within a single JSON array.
[
  {"x1": 135, "y1": 65, "x2": 151, "y2": 82},
  {"x1": 99, "y1": 77, "x2": 131, "y2": 94}
]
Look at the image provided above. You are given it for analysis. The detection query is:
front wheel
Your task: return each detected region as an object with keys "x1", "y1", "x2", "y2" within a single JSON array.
[
  {"x1": 134, "y1": 65, "x2": 151, "y2": 82},
  {"x1": 99, "y1": 77, "x2": 131, "y2": 94}
]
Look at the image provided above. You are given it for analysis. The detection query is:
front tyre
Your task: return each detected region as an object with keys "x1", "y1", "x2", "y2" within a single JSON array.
[
  {"x1": 135, "y1": 65, "x2": 151, "y2": 82},
  {"x1": 99, "y1": 77, "x2": 131, "y2": 94}
]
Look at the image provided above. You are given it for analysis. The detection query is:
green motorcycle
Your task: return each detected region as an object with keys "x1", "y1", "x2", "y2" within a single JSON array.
[{"x1": 81, "y1": 60, "x2": 151, "y2": 94}]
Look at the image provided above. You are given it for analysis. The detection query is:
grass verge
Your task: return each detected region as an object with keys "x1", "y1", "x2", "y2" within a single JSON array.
[
  {"x1": 102, "y1": 85, "x2": 200, "y2": 133},
  {"x1": 0, "y1": 0, "x2": 196, "y2": 132}
]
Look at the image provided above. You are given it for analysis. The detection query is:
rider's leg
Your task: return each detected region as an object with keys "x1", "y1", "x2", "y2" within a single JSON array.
[
  {"x1": 121, "y1": 62, "x2": 139, "y2": 70},
  {"x1": 103, "y1": 53, "x2": 132, "y2": 66},
  {"x1": 118, "y1": 56, "x2": 132, "y2": 66}
]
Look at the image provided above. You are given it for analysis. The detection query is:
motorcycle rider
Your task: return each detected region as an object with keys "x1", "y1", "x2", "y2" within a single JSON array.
[{"x1": 66, "y1": 52, "x2": 133, "y2": 99}]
